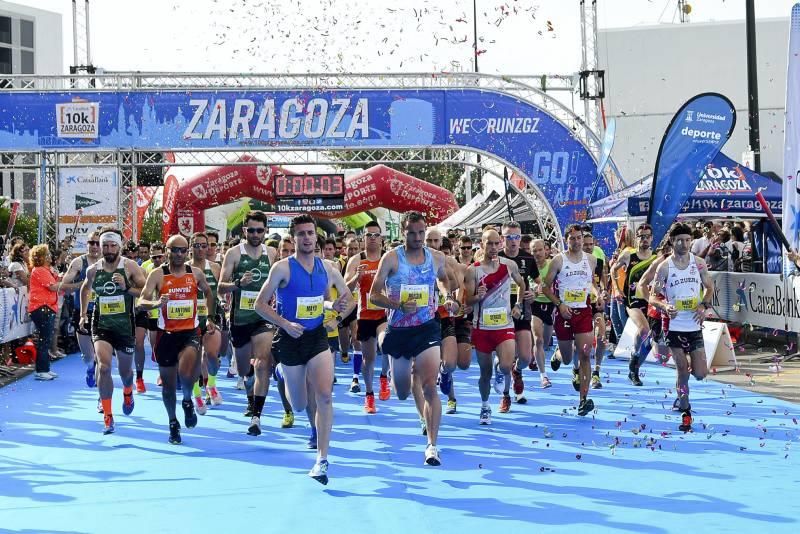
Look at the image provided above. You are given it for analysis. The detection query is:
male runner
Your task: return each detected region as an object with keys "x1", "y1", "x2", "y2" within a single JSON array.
[
  {"x1": 638, "y1": 241, "x2": 674, "y2": 373},
  {"x1": 189, "y1": 232, "x2": 223, "y2": 412},
  {"x1": 62, "y1": 230, "x2": 101, "y2": 387},
  {"x1": 498, "y1": 221, "x2": 537, "y2": 403},
  {"x1": 464, "y1": 228, "x2": 526, "y2": 422},
  {"x1": 542, "y1": 224, "x2": 601, "y2": 416},
  {"x1": 582, "y1": 231, "x2": 609, "y2": 389},
  {"x1": 339, "y1": 236, "x2": 361, "y2": 378},
  {"x1": 255, "y1": 214, "x2": 352, "y2": 484},
  {"x1": 207, "y1": 231, "x2": 232, "y2": 383},
  {"x1": 649, "y1": 223, "x2": 713, "y2": 431},
  {"x1": 371, "y1": 211, "x2": 458, "y2": 466},
  {"x1": 612, "y1": 223, "x2": 656, "y2": 386},
  {"x1": 219, "y1": 211, "x2": 278, "y2": 434},
  {"x1": 79, "y1": 229, "x2": 147, "y2": 434},
  {"x1": 143, "y1": 243, "x2": 165, "y2": 387},
  {"x1": 344, "y1": 220, "x2": 388, "y2": 412},
  {"x1": 138, "y1": 234, "x2": 215, "y2": 444},
  {"x1": 529, "y1": 239, "x2": 553, "y2": 388}
]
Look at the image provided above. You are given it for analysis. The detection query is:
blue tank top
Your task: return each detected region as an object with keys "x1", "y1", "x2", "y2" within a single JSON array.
[
  {"x1": 386, "y1": 246, "x2": 437, "y2": 327},
  {"x1": 276, "y1": 256, "x2": 328, "y2": 330},
  {"x1": 73, "y1": 255, "x2": 94, "y2": 310}
]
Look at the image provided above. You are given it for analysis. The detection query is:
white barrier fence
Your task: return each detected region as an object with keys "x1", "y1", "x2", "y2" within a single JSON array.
[
  {"x1": 0, "y1": 286, "x2": 34, "y2": 344},
  {"x1": 708, "y1": 271, "x2": 800, "y2": 332}
]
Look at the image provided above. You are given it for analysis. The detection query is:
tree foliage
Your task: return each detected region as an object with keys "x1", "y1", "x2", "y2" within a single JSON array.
[
  {"x1": 0, "y1": 205, "x2": 38, "y2": 247},
  {"x1": 139, "y1": 202, "x2": 164, "y2": 245}
]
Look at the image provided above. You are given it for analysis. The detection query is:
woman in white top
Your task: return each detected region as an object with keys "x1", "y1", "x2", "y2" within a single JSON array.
[{"x1": 7, "y1": 242, "x2": 30, "y2": 288}]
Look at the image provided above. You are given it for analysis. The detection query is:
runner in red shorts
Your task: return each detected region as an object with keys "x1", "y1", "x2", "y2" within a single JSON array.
[
  {"x1": 463, "y1": 228, "x2": 527, "y2": 424},
  {"x1": 542, "y1": 224, "x2": 601, "y2": 416}
]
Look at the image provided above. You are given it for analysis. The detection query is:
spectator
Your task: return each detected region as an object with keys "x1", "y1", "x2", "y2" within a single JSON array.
[
  {"x1": 279, "y1": 236, "x2": 295, "y2": 259},
  {"x1": 27, "y1": 244, "x2": 62, "y2": 380},
  {"x1": 691, "y1": 221, "x2": 719, "y2": 256},
  {"x1": 7, "y1": 241, "x2": 30, "y2": 288},
  {"x1": 704, "y1": 228, "x2": 741, "y2": 271},
  {"x1": 137, "y1": 242, "x2": 150, "y2": 265},
  {"x1": 730, "y1": 226, "x2": 747, "y2": 272}
]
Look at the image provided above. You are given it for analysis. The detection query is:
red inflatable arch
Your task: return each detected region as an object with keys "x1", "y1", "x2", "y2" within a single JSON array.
[{"x1": 162, "y1": 158, "x2": 458, "y2": 241}]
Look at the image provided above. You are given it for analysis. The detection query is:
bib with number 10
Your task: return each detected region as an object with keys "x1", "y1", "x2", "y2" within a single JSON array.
[
  {"x1": 564, "y1": 289, "x2": 588, "y2": 304},
  {"x1": 167, "y1": 300, "x2": 194, "y2": 320},
  {"x1": 240, "y1": 290, "x2": 259, "y2": 311},
  {"x1": 296, "y1": 296, "x2": 324, "y2": 319},
  {"x1": 400, "y1": 284, "x2": 429, "y2": 307},
  {"x1": 99, "y1": 295, "x2": 125, "y2": 316},
  {"x1": 197, "y1": 298, "x2": 208, "y2": 317},
  {"x1": 482, "y1": 307, "x2": 508, "y2": 326},
  {"x1": 675, "y1": 297, "x2": 698, "y2": 311}
]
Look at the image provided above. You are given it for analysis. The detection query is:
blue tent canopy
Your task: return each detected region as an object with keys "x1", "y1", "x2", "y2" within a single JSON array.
[{"x1": 588, "y1": 153, "x2": 783, "y2": 222}]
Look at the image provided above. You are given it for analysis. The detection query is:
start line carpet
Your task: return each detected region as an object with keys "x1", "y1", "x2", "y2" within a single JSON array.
[{"x1": 0, "y1": 349, "x2": 798, "y2": 534}]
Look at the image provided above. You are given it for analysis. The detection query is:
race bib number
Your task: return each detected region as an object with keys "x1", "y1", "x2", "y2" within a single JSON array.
[
  {"x1": 400, "y1": 284, "x2": 429, "y2": 307},
  {"x1": 564, "y1": 289, "x2": 588, "y2": 304},
  {"x1": 167, "y1": 299, "x2": 194, "y2": 320},
  {"x1": 89, "y1": 289, "x2": 97, "y2": 302},
  {"x1": 99, "y1": 295, "x2": 125, "y2": 316},
  {"x1": 482, "y1": 307, "x2": 508, "y2": 327},
  {"x1": 676, "y1": 297, "x2": 698, "y2": 311},
  {"x1": 240, "y1": 290, "x2": 258, "y2": 311},
  {"x1": 366, "y1": 294, "x2": 381, "y2": 310},
  {"x1": 510, "y1": 282, "x2": 519, "y2": 295},
  {"x1": 437, "y1": 291, "x2": 446, "y2": 306},
  {"x1": 296, "y1": 296, "x2": 324, "y2": 319},
  {"x1": 197, "y1": 298, "x2": 208, "y2": 317}
]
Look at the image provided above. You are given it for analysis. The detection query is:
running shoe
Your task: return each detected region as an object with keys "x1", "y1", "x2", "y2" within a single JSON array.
[
  {"x1": 679, "y1": 410, "x2": 693, "y2": 432},
  {"x1": 364, "y1": 392, "x2": 377, "y2": 414},
  {"x1": 541, "y1": 376, "x2": 552, "y2": 389},
  {"x1": 226, "y1": 368, "x2": 236, "y2": 379},
  {"x1": 512, "y1": 363, "x2": 525, "y2": 396},
  {"x1": 550, "y1": 351, "x2": 562, "y2": 372},
  {"x1": 378, "y1": 375, "x2": 391, "y2": 401},
  {"x1": 572, "y1": 368, "x2": 581, "y2": 391},
  {"x1": 208, "y1": 387, "x2": 223, "y2": 406},
  {"x1": 628, "y1": 366, "x2": 643, "y2": 386},
  {"x1": 439, "y1": 369, "x2": 453, "y2": 396},
  {"x1": 194, "y1": 395, "x2": 208, "y2": 416},
  {"x1": 528, "y1": 359, "x2": 539, "y2": 371},
  {"x1": 168, "y1": 419, "x2": 181, "y2": 444},
  {"x1": 244, "y1": 398, "x2": 254, "y2": 417},
  {"x1": 577, "y1": 397, "x2": 595, "y2": 417},
  {"x1": 135, "y1": 377, "x2": 146, "y2": 394},
  {"x1": 672, "y1": 398, "x2": 692, "y2": 412},
  {"x1": 97, "y1": 397, "x2": 104, "y2": 414},
  {"x1": 235, "y1": 377, "x2": 245, "y2": 390},
  {"x1": 307, "y1": 428, "x2": 318, "y2": 450},
  {"x1": 309, "y1": 459, "x2": 329, "y2": 485},
  {"x1": 103, "y1": 414, "x2": 115, "y2": 435},
  {"x1": 420, "y1": 417, "x2": 428, "y2": 436},
  {"x1": 34, "y1": 371, "x2": 55, "y2": 381},
  {"x1": 424, "y1": 445, "x2": 441, "y2": 466},
  {"x1": 591, "y1": 371, "x2": 603, "y2": 389},
  {"x1": 446, "y1": 399, "x2": 457, "y2": 414},
  {"x1": 156, "y1": 375, "x2": 162, "y2": 387},
  {"x1": 492, "y1": 361, "x2": 505, "y2": 395},
  {"x1": 349, "y1": 377, "x2": 361, "y2": 393},
  {"x1": 341, "y1": 351, "x2": 350, "y2": 364},
  {"x1": 479, "y1": 406, "x2": 492, "y2": 425},
  {"x1": 122, "y1": 392, "x2": 135, "y2": 416},
  {"x1": 282, "y1": 411, "x2": 295, "y2": 428},
  {"x1": 499, "y1": 395, "x2": 511, "y2": 413},
  {"x1": 247, "y1": 416, "x2": 262, "y2": 436},
  {"x1": 86, "y1": 362, "x2": 96, "y2": 388},
  {"x1": 182, "y1": 399, "x2": 198, "y2": 429},
  {"x1": 514, "y1": 393, "x2": 527, "y2": 404}
]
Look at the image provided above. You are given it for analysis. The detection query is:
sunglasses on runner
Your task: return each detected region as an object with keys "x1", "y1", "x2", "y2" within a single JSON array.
[
  {"x1": 192, "y1": 243, "x2": 208, "y2": 249},
  {"x1": 151, "y1": 254, "x2": 164, "y2": 260},
  {"x1": 460, "y1": 246, "x2": 472, "y2": 250},
  {"x1": 87, "y1": 240, "x2": 100, "y2": 246},
  {"x1": 503, "y1": 234, "x2": 522, "y2": 241},
  {"x1": 169, "y1": 247, "x2": 188, "y2": 254},
  {"x1": 246, "y1": 227, "x2": 265, "y2": 234},
  {"x1": 365, "y1": 232, "x2": 382, "y2": 238}
]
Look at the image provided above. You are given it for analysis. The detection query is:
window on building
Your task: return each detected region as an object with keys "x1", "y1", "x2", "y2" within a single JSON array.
[
  {"x1": 22, "y1": 172, "x2": 35, "y2": 200},
  {"x1": 9, "y1": 172, "x2": 15, "y2": 198},
  {"x1": 20, "y1": 19, "x2": 34, "y2": 49},
  {"x1": 0, "y1": 17, "x2": 11, "y2": 45},
  {"x1": 20, "y1": 50, "x2": 33, "y2": 74},
  {"x1": 0, "y1": 47, "x2": 11, "y2": 75}
]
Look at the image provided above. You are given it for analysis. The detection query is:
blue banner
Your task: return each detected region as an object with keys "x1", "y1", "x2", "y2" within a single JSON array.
[
  {"x1": 647, "y1": 93, "x2": 736, "y2": 244},
  {"x1": 0, "y1": 88, "x2": 614, "y2": 250},
  {"x1": 588, "y1": 118, "x2": 616, "y2": 205}
]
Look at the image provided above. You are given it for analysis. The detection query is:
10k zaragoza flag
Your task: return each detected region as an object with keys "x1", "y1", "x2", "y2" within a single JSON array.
[
  {"x1": 783, "y1": 3, "x2": 800, "y2": 274},
  {"x1": 647, "y1": 93, "x2": 736, "y2": 246}
]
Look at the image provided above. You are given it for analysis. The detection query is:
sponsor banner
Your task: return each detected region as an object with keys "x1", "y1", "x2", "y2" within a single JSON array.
[
  {"x1": 134, "y1": 186, "x2": 159, "y2": 239},
  {"x1": 58, "y1": 167, "x2": 118, "y2": 252},
  {"x1": 783, "y1": 4, "x2": 800, "y2": 274},
  {"x1": 588, "y1": 118, "x2": 616, "y2": 205},
  {"x1": 0, "y1": 88, "x2": 613, "y2": 251},
  {"x1": 161, "y1": 174, "x2": 180, "y2": 242},
  {"x1": 647, "y1": 93, "x2": 736, "y2": 245},
  {"x1": 708, "y1": 271, "x2": 800, "y2": 332},
  {"x1": 56, "y1": 100, "x2": 99, "y2": 139},
  {"x1": 0, "y1": 286, "x2": 34, "y2": 343}
]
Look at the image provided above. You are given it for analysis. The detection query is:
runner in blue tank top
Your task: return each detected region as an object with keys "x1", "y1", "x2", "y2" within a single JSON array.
[
  {"x1": 370, "y1": 211, "x2": 457, "y2": 467},
  {"x1": 255, "y1": 214, "x2": 353, "y2": 486}
]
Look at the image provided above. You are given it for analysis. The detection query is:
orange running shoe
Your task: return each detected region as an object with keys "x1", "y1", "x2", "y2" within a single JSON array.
[
  {"x1": 364, "y1": 393, "x2": 377, "y2": 414},
  {"x1": 136, "y1": 377, "x2": 146, "y2": 394},
  {"x1": 378, "y1": 375, "x2": 391, "y2": 401},
  {"x1": 498, "y1": 395, "x2": 511, "y2": 414}
]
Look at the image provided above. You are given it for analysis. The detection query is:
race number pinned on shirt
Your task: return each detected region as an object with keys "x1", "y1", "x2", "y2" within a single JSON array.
[
  {"x1": 564, "y1": 289, "x2": 588, "y2": 304},
  {"x1": 167, "y1": 300, "x2": 194, "y2": 320},
  {"x1": 676, "y1": 296, "x2": 699, "y2": 311},
  {"x1": 240, "y1": 290, "x2": 259, "y2": 311},
  {"x1": 366, "y1": 295, "x2": 382, "y2": 310},
  {"x1": 482, "y1": 307, "x2": 508, "y2": 327},
  {"x1": 197, "y1": 297, "x2": 208, "y2": 317},
  {"x1": 400, "y1": 284, "x2": 429, "y2": 307},
  {"x1": 296, "y1": 296, "x2": 324, "y2": 319},
  {"x1": 99, "y1": 295, "x2": 125, "y2": 315}
]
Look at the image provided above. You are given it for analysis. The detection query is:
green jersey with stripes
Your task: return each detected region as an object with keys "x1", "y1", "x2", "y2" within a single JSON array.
[
  {"x1": 92, "y1": 258, "x2": 134, "y2": 334},
  {"x1": 232, "y1": 244, "x2": 270, "y2": 326}
]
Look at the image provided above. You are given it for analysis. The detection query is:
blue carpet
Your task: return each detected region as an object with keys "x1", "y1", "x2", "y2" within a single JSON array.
[{"x1": 0, "y1": 349, "x2": 798, "y2": 534}]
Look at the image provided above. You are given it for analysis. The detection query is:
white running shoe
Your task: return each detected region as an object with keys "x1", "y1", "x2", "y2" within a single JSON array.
[
  {"x1": 235, "y1": 377, "x2": 245, "y2": 390},
  {"x1": 424, "y1": 445, "x2": 441, "y2": 466},
  {"x1": 309, "y1": 459, "x2": 329, "y2": 485},
  {"x1": 34, "y1": 371, "x2": 55, "y2": 381},
  {"x1": 479, "y1": 406, "x2": 492, "y2": 425},
  {"x1": 247, "y1": 416, "x2": 261, "y2": 436},
  {"x1": 194, "y1": 396, "x2": 208, "y2": 416}
]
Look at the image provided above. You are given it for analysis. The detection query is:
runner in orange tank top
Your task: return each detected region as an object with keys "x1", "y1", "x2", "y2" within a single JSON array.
[{"x1": 138, "y1": 234, "x2": 216, "y2": 445}]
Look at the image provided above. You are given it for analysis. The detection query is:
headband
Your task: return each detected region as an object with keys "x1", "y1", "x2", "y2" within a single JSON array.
[{"x1": 99, "y1": 232, "x2": 122, "y2": 246}]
